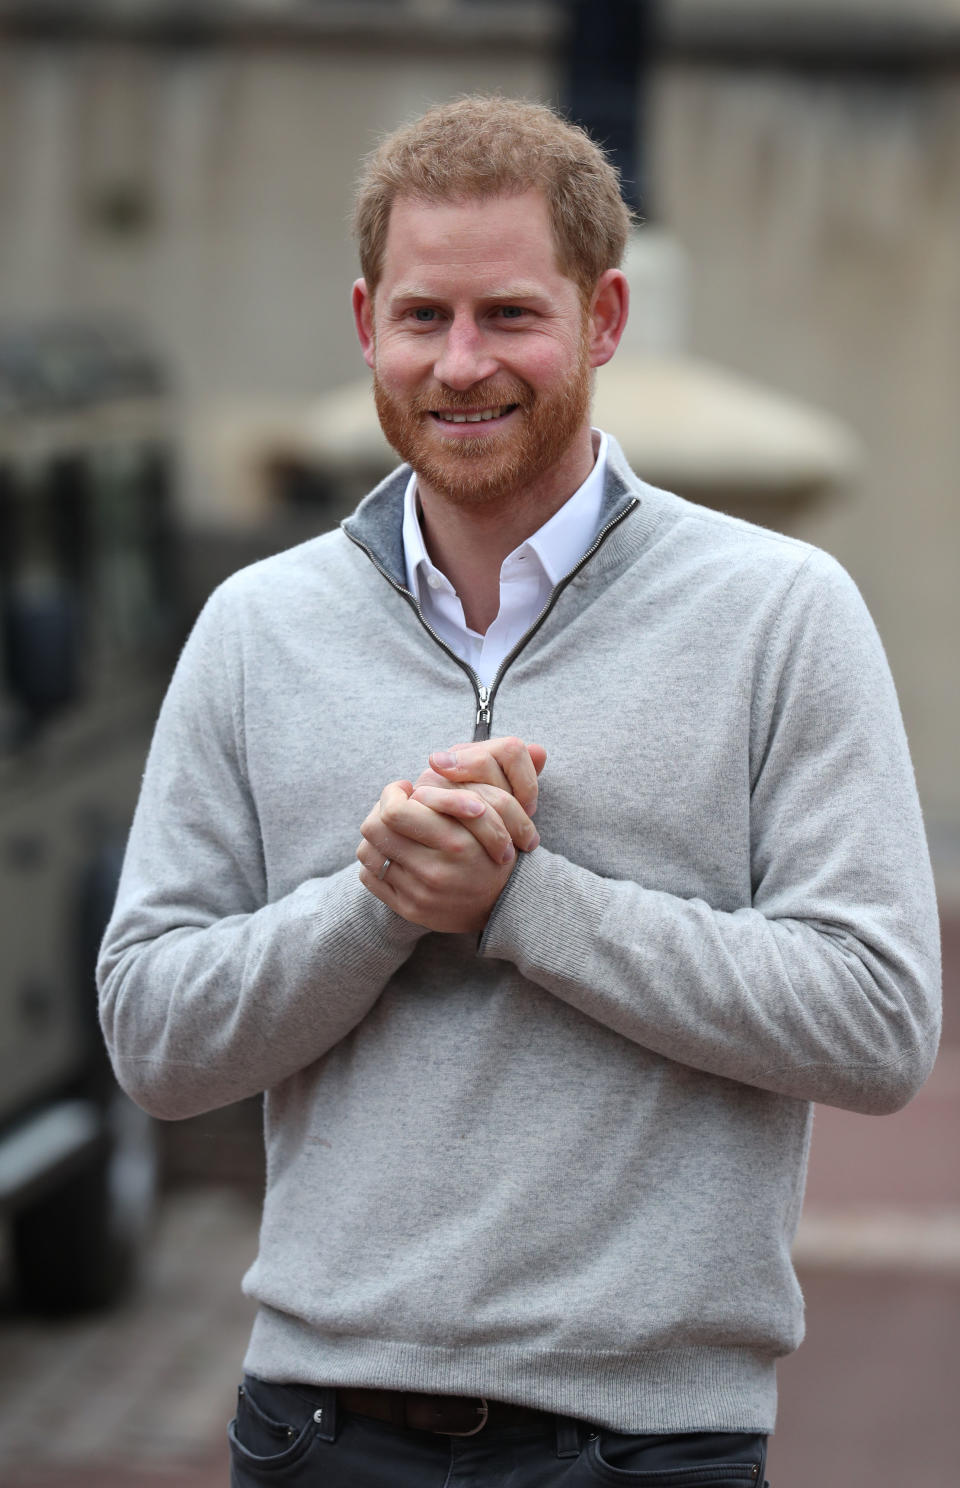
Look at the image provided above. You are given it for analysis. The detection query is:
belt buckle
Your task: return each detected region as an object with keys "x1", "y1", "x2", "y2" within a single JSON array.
[{"x1": 440, "y1": 1397, "x2": 489, "y2": 1437}]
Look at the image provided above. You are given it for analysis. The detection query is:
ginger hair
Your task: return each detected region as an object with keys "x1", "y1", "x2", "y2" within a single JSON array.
[{"x1": 353, "y1": 95, "x2": 633, "y2": 301}]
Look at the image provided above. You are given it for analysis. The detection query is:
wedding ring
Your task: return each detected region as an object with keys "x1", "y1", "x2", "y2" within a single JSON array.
[{"x1": 377, "y1": 858, "x2": 392, "y2": 881}]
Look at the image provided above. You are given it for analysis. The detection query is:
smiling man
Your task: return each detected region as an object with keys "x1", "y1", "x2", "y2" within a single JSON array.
[{"x1": 98, "y1": 98, "x2": 941, "y2": 1487}]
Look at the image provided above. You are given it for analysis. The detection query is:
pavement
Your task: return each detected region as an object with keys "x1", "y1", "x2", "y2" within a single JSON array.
[
  {"x1": 1, "y1": 916, "x2": 957, "y2": 1488},
  {"x1": 0, "y1": 1187, "x2": 256, "y2": 1488}
]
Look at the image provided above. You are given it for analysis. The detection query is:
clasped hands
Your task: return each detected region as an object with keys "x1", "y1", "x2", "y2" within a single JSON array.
[{"x1": 356, "y1": 736, "x2": 546, "y2": 934}]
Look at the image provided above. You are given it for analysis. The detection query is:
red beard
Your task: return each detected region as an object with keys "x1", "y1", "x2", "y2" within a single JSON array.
[{"x1": 372, "y1": 349, "x2": 592, "y2": 511}]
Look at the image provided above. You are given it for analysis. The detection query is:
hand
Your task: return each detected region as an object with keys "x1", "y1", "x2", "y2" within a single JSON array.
[
  {"x1": 426, "y1": 736, "x2": 547, "y2": 818},
  {"x1": 357, "y1": 780, "x2": 517, "y2": 934},
  {"x1": 411, "y1": 734, "x2": 546, "y2": 858},
  {"x1": 410, "y1": 774, "x2": 540, "y2": 857}
]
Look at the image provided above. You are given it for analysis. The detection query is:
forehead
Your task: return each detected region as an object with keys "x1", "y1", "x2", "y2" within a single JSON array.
[{"x1": 378, "y1": 189, "x2": 569, "y2": 296}]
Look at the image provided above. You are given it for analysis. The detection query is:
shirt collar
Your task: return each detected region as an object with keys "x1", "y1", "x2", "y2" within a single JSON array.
[
  {"x1": 524, "y1": 429, "x2": 608, "y2": 585},
  {"x1": 402, "y1": 470, "x2": 443, "y2": 596},
  {"x1": 402, "y1": 429, "x2": 609, "y2": 598}
]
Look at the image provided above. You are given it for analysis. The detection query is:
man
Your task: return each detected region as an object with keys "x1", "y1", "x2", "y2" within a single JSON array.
[{"x1": 98, "y1": 98, "x2": 941, "y2": 1486}]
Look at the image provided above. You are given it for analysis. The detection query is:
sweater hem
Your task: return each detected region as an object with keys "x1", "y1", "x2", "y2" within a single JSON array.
[{"x1": 243, "y1": 1309, "x2": 779, "y2": 1433}]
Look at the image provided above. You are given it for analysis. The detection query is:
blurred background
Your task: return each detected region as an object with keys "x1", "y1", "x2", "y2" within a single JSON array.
[{"x1": 0, "y1": 3, "x2": 956, "y2": 1485}]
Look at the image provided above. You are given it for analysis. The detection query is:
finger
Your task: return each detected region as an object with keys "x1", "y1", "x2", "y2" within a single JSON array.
[
  {"x1": 411, "y1": 766, "x2": 459, "y2": 792},
  {"x1": 428, "y1": 737, "x2": 546, "y2": 815},
  {"x1": 419, "y1": 738, "x2": 546, "y2": 805},
  {"x1": 358, "y1": 782, "x2": 414, "y2": 866},
  {"x1": 423, "y1": 753, "x2": 512, "y2": 796},
  {"x1": 355, "y1": 839, "x2": 394, "y2": 881},
  {"x1": 356, "y1": 837, "x2": 395, "y2": 877},
  {"x1": 401, "y1": 786, "x2": 486, "y2": 823},
  {"x1": 410, "y1": 783, "x2": 538, "y2": 854},
  {"x1": 407, "y1": 786, "x2": 515, "y2": 866},
  {"x1": 469, "y1": 784, "x2": 540, "y2": 852},
  {"x1": 383, "y1": 778, "x2": 415, "y2": 806},
  {"x1": 362, "y1": 783, "x2": 485, "y2": 856},
  {"x1": 357, "y1": 851, "x2": 399, "y2": 906},
  {"x1": 410, "y1": 771, "x2": 540, "y2": 850}
]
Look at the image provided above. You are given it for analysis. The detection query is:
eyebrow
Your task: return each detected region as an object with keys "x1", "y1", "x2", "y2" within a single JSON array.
[{"x1": 388, "y1": 283, "x2": 552, "y2": 305}]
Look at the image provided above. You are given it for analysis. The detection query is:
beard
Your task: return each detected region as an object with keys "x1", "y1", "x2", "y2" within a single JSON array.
[{"x1": 372, "y1": 343, "x2": 592, "y2": 510}]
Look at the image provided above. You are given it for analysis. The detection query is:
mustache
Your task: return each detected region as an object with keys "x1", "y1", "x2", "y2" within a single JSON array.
[{"x1": 407, "y1": 382, "x2": 531, "y2": 414}]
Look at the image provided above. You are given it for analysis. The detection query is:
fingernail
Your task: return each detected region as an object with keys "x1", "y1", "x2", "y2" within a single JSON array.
[
  {"x1": 501, "y1": 843, "x2": 515, "y2": 864},
  {"x1": 526, "y1": 831, "x2": 540, "y2": 851},
  {"x1": 461, "y1": 799, "x2": 484, "y2": 816},
  {"x1": 431, "y1": 750, "x2": 457, "y2": 768}
]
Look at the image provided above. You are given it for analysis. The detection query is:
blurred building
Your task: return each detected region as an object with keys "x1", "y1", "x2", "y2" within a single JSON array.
[{"x1": 0, "y1": 0, "x2": 957, "y2": 893}]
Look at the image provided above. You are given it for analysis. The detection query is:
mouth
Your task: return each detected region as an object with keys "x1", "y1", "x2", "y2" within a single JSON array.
[{"x1": 429, "y1": 403, "x2": 519, "y2": 428}]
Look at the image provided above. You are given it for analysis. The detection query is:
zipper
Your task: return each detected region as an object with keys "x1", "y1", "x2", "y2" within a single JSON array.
[
  {"x1": 340, "y1": 532, "x2": 484, "y2": 707},
  {"x1": 470, "y1": 495, "x2": 639, "y2": 739},
  {"x1": 343, "y1": 495, "x2": 638, "y2": 741},
  {"x1": 475, "y1": 684, "x2": 491, "y2": 734}
]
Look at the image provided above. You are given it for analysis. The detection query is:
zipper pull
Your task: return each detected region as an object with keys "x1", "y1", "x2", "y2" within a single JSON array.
[{"x1": 476, "y1": 685, "x2": 491, "y2": 729}]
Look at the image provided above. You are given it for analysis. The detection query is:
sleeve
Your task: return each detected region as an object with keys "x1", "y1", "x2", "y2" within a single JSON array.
[
  {"x1": 480, "y1": 551, "x2": 942, "y2": 1114},
  {"x1": 97, "y1": 585, "x2": 427, "y2": 1121}
]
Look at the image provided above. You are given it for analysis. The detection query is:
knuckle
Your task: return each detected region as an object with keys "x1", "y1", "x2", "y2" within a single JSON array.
[
  {"x1": 446, "y1": 834, "x2": 468, "y2": 860},
  {"x1": 380, "y1": 798, "x2": 403, "y2": 829},
  {"x1": 419, "y1": 859, "x2": 445, "y2": 892}
]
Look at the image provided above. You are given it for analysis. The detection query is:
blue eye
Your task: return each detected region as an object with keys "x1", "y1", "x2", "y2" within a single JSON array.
[
  {"x1": 413, "y1": 307, "x2": 438, "y2": 322},
  {"x1": 499, "y1": 306, "x2": 524, "y2": 319}
]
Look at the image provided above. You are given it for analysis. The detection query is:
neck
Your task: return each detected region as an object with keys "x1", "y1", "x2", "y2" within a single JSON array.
[{"x1": 416, "y1": 429, "x2": 596, "y2": 634}]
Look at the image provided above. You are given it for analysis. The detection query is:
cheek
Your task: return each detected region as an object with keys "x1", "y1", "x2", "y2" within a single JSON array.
[
  {"x1": 375, "y1": 340, "x2": 432, "y2": 388},
  {"x1": 520, "y1": 341, "x2": 585, "y2": 389}
]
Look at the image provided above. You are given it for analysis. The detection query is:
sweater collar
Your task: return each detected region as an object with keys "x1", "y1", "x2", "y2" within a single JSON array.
[{"x1": 341, "y1": 432, "x2": 645, "y2": 592}]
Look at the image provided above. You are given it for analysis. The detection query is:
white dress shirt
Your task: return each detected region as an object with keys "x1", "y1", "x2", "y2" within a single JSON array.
[{"x1": 402, "y1": 431, "x2": 609, "y2": 687}]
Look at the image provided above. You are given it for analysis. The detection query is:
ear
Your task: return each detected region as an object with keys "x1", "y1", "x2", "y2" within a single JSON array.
[
  {"x1": 586, "y1": 269, "x2": 629, "y2": 369},
  {"x1": 352, "y1": 278, "x2": 376, "y2": 369}
]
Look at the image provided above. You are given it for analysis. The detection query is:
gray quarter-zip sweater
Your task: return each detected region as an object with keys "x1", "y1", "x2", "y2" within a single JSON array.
[{"x1": 98, "y1": 437, "x2": 940, "y2": 1433}]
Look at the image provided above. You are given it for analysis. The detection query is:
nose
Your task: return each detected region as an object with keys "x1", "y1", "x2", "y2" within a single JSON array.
[{"x1": 433, "y1": 316, "x2": 497, "y2": 391}]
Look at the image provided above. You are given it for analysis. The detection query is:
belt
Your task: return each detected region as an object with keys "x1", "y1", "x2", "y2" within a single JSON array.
[{"x1": 337, "y1": 1387, "x2": 555, "y2": 1437}]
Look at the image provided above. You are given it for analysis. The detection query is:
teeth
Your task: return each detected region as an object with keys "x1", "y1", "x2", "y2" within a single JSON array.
[{"x1": 441, "y1": 406, "x2": 508, "y2": 423}]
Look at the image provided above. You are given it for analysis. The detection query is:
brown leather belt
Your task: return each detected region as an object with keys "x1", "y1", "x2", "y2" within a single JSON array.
[{"x1": 337, "y1": 1387, "x2": 554, "y2": 1437}]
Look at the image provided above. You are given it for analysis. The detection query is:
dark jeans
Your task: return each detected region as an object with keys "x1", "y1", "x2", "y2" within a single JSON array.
[{"x1": 228, "y1": 1376, "x2": 770, "y2": 1486}]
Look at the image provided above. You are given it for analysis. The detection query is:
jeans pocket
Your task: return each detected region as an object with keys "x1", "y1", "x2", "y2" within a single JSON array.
[
  {"x1": 228, "y1": 1377, "x2": 321, "y2": 1480},
  {"x1": 582, "y1": 1431, "x2": 766, "y2": 1486}
]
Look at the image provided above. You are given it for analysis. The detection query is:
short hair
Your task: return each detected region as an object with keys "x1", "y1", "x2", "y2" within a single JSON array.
[{"x1": 353, "y1": 95, "x2": 633, "y2": 302}]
